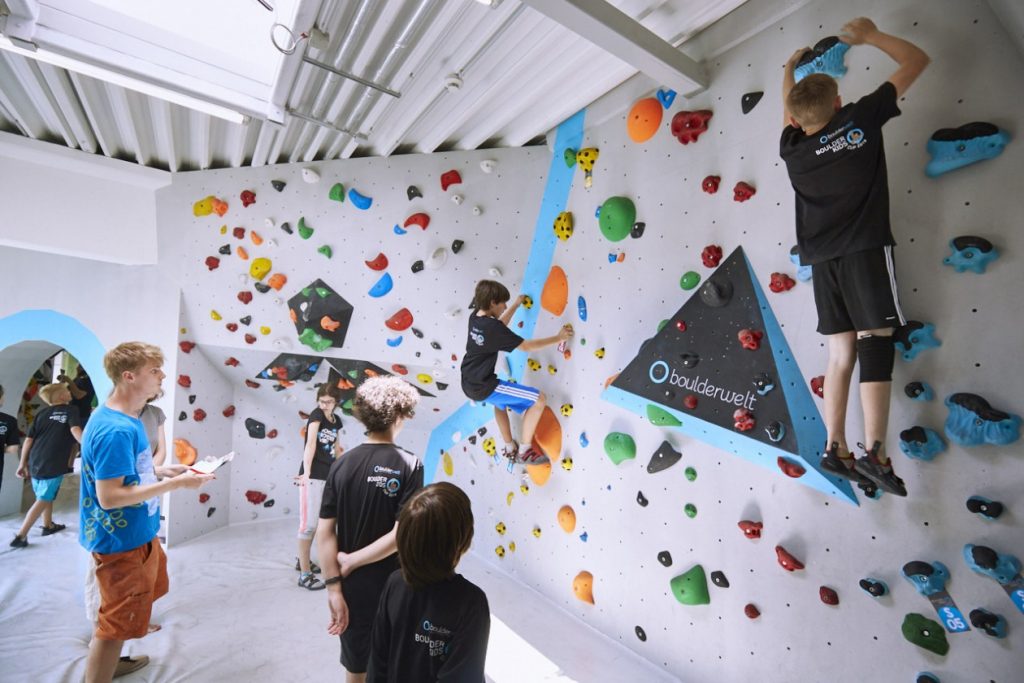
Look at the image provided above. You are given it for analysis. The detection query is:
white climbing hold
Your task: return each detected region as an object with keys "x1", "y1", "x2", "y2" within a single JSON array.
[
  {"x1": 426, "y1": 247, "x2": 448, "y2": 270},
  {"x1": 451, "y1": 193, "x2": 464, "y2": 205},
  {"x1": 445, "y1": 306, "x2": 462, "y2": 319},
  {"x1": 451, "y1": 431, "x2": 462, "y2": 443},
  {"x1": 472, "y1": 205, "x2": 483, "y2": 216},
  {"x1": 488, "y1": 266, "x2": 502, "y2": 278},
  {"x1": 302, "y1": 168, "x2": 320, "y2": 183},
  {"x1": 264, "y1": 218, "x2": 275, "y2": 229},
  {"x1": 480, "y1": 159, "x2": 496, "y2": 173}
]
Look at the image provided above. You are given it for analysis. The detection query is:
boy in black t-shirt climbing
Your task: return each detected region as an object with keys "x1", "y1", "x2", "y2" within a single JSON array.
[
  {"x1": 367, "y1": 482, "x2": 489, "y2": 683},
  {"x1": 460, "y1": 280, "x2": 573, "y2": 470},
  {"x1": 780, "y1": 17, "x2": 929, "y2": 496}
]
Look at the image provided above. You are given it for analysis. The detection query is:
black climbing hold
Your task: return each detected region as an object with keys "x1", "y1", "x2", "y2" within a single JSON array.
[
  {"x1": 218, "y1": 244, "x2": 231, "y2": 255},
  {"x1": 436, "y1": 382, "x2": 448, "y2": 390},
  {"x1": 679, "y1": 353, "x2": 700, "y2": 369},
  {"x1": 407, "y1": 185, "x2": 422, "y2": 200},
  {"x1": 662, "y1": 389, "x2": 675, "y2": 400},
  {"x1": 411, "y1": 260, "x2": 424, "y2": 274},
  {"x1": 657, "y1": 551, "x2": 673, "y2": 567},
  {"x1": 902, "y1": 560, "x2": 935, "y2": 578},
  {"x1": 280, "y1": 221, "x2": 293, "y2": 234},
  {"x1": 796, "y1": 36, "x2": 842, "y2": 68},
  {"x1": 415, "y1": 352, "x2": 421, "y2": 358},
  {"x1": 948, "y1": 392, "x2": 1011, "y2": 422},
  {"x1": 467, "y1": 435, "x2": 477, "y2": 445},
  {"x1": 451, "y1": 239, "x2": 464, "y2": 254},
  {"x1": 752, "y1": 372, "x2": 774, "y2": 395},
  {"x1": 271, "y1": 180, "x2": 286, "y2": 192},
  {"x1": 904, "y1": 381, "x2": 926, "y2": 399},
  {"x1": 630, "y1": 222, "x2": 646, "y2": 239},
  {"x1": 207, "y1": 507, "x2": 216, "y2": 517},
  {"x1": 477, "y1": 427, "x2": 487, "y2": 437},
  {"x1": 635, "y1": 625, "x2": 647, "y2": 642},
  {"x1": 188, "y1": 394, "x2": 196, "y2": 404},
  {"x1": 272, "y1": 384, "x2": 287, "y2": 392},
  {"x1": 916, "y1": 674, "x2": 939, "y2": 683},
  {"x1": 699, "y1": 278, "x2": 733, "y2": 307},
  {"x1": 636, "y1": 491, "x2": 649, "y2": 507},
  {"x1": 178, "y1": 411, "x2": 187, "y2": 421},
  {"x1": 411, "y1": 327, "x2": 424, "y2": 339},
  {"x1": 263, "y1": 499, "x2": 275, "y2": 508},
  {"x1": 966, "y1": 495, "x2": 1004, "y2": 519},
  {"x1": 950, "y1": 235, "x2": 993, "y2": 252},
  {"x1": 646, "y1": 440, "x2": 682, "y2": 474},
  {"x1": 968, "y1": 608, "x2": 1005, "y2": 637},
  {"x1": 765, "y1": 421, "x2": 785, "y2": 442},
  {"x1": 239, "y1": 315, "x2": 252, "y2": 326},
  {"x1": 430, "y1": 341, "x2": 441, "y2": 350},
  {"x1": 244, "y1": 418, "x2": 266, "y2": 439},
  {"x1": 969, "y1": 544, "x2": 998, "y2": 570},
  {"x1": 931, "y1": 121, "x2": 999, "y2": 142},
  {"x1": 254, "y1": 282, "x2": 270, "y2": 294},
  {"x1": 741, "y1": 91, "x2": 764, "y2": 115},
  {"x1": 710, "y1": 570, "x2": 729, "y2": 588},
  {"x1": 859, "y1": 578, "x2": 888, "y2": 597}
]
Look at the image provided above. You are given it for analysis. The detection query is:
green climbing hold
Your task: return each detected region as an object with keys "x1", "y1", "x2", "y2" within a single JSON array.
[
  {"x1": 901, "y1": 613, "x2": 949, "y2": 655},
  {"x1": 684, "y1": 503, "x2": 697, "y2": 518},
  {"x1": 301, "y1": 287, "x2": 312, "y2": 297},
  {"x1": 298, "y1": 217, "x2": 314, "y2": 239},
  {"x1": 318, "y1": 245, "x2": 332, "y2": 258},
  {"x1": 604, "y1": 432, "x2": 636, "y2": 465},
  {"x1": 341, "y1": 398, "x2": 354, "y2": 415},
  {"x1": 657, "y1": 319, "x2": 669, "y2": 332},
  {"x1": 670, "y1": 564, "x2": 710, "y2": 606},
  {"x1": 347, "y1": 369, "x2": 359, "y2": 379},
  {"x1": 598, "y1": 196, "x2": 636, "y2": 242},
  {"x1": 684, "y1": 467, "x2": 697, "y2": 482},
  {"x1": 564, "y1": 148, "x2": 577, "y2": 168},
  {"x1": 680, "y1": 271, "x2": 701, "y2": 290},
  {"x1": 315, "y1": 287, "x2": 330, "y2": 298},
  {"x1": 647, "y1": 404, "x2": 682, "y2": 427},
  {"x1": 329, "y1": 183, "x2": 345, "y2": 202},
  {"x1": 298, "y1": 327, "x2": 333, "y2": 352}
]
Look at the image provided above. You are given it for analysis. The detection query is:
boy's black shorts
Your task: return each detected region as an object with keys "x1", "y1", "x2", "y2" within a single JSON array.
[
  {"x1": 812, "y1": 246, "x2": 906, "y2": 334},
  {"x1": 338, "y1": 563, "x2": 393, "y2": 673}
]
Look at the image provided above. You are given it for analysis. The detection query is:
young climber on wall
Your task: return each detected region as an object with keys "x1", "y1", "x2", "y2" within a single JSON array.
[
  {"x1": 317, "y1": 376, "x2": 423, "y2": 683},
  {"x1": 295, "y1": 382, "x2": 345, "y2": 590},
  {"x1": 460, "y1": 279, "x2": 573, "y2": 470},
  {"x1": 780, "y1": 17, "x2": 930, "y2": 496},
  {"x1": 366, "y1": 482, "x2": 490, "y2": 683}
]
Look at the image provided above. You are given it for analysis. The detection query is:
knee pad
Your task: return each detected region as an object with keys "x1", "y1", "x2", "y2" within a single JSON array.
[{"x1": 857, "y1": 335, "x2": 895, "y2": 383}]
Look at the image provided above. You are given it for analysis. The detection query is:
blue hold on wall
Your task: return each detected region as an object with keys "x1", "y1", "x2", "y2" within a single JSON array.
[
  {"x1": 925, "y1": 122, "x2": 1011, "y2": 178},
  {"x1": 942, "y1": 236, "x2": 999, "y2": 274},
  {"x1": 899, "y1": 426, "x2": 946, "y2": 461},
  {"x1": 944, "y1": 393, "x2": 1021, "y2": 447},
  {"x1": 794, "y1": 37, "x2": 850, "y2": 82}
]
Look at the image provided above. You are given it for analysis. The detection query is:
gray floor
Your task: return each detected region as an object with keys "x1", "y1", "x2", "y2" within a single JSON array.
[{"x1": 0, "y1": 497, "x2": 679, "y2": 682}]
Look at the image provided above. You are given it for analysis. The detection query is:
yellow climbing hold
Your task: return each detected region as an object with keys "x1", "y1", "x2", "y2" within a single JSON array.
[
  {"x1": 416, "y1": 373, "x2": 433, "y2": 384},
  {"x1": 506, "y1": 491, "x2": 514, "y2": 506},
  {"x1": 249, "y1": 257, "x2": 272, "y2": 281},
  {"x1": 508, "y1": 542, "x2": 516, "y2": 553},
  {"x1": 495, "y1": 545, "x2": 506, "y2": 558},
  {"x1": 210, "y1": 310, "x2": 222, "y2": 321},
  {"x1": 193, "y1": 196, "x2": 214, "y2": 216},
  {"x1": 532, "y1": 526, "x2": 542, "y2": 538},
  {"x1": 576, "y1": 148, "x2": 599, "y2": 171},
  {"x1": 495, "y1": 521, "x2": 507, "y2": 535},
  {"x1": 442, "y1": 451, "x2": 454, "y2": 476},
  {"x1": 259, "y1": 326, "x2": 271, "y2": 335},
  {"x1": 519, "y1": 483, "x2": 530, "y2": 495}
]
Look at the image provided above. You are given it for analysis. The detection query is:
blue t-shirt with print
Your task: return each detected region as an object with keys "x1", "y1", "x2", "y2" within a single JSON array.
[{"x1": 79, "y1": 405, "x2": 160, "y2": 554}]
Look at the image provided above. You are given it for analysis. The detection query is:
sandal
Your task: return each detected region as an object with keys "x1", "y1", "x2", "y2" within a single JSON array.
[{"x1": 294, "y1": 558, "x2": 321, "y2": 573}]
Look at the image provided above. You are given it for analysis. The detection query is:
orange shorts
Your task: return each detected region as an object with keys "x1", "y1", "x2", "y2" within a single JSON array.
[{"x1": 93, "y1": 538, "x2": 169, "y2": 641}]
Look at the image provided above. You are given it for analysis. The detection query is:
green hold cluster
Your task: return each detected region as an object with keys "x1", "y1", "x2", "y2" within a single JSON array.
[
  {"x1": 298, "y1": 328, "x2": 332, "y2": 352},
  {"x1": 647, "y1": 404, "x2": 682, "y2": 427},
  {"x1": 598, "y1": 196, "x2": 636, "y2": 242},
  {"x1": 901, "y1": 613, "x2": 949, "y2": 655},
  {"x1": 604, "y1": 432, "x2": 636, "y2": 465},
  {"x1": 670, "y1": 564, "x2": 710, "y2": 605}
]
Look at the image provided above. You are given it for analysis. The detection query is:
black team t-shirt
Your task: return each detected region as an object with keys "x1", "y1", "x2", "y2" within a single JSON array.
[
  {"x1": 27, "y1": 404, "x2": 81, "y2": 479},
  {"x1": 0, "y1": 411, "x2": 21, "y2": 485},
  {"x1": 780, "y1": 82, "x2": 901, "y2": 264},
  {"x1": 368, "y1": 570, "x2": 490, "y2": 683},
  {"x1": 299, "y1": 407, "x2": 341, "y2": 480},
  {"x1": 460, "y1": 313, "x2": 524, "y2": 401}
]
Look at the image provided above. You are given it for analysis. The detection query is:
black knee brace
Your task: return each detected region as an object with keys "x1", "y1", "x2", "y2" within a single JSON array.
[{"x1": 857, "y1": 335, "x2": 895, "y2": 383}]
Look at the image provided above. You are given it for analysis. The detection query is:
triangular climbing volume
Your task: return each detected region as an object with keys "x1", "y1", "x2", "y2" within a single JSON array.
[{"x1": 602, "y1": 246, "x2": 858, "y2": 504}]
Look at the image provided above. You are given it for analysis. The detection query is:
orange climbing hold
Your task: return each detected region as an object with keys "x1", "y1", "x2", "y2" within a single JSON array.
[
  {"x1": 526, "y1": 461, "x2": 552, "y2": 486},
  {"x1": 250, "y1": 231, "x2": 264, "y2": 246},
  {"x1": 531, "y1": 406, "x2": 563, "y2": 463},
  {"x1": 174, "y1": 439, "x2": 197, "y2": 466},
  {"x1": 385, "y1": 308, "x2": 414, "y2": 331},
  {"x1": 541, "y1": 266, "x2": 569, "y2": 316},
  {"x1": 268, "y1": 273, "x2": 287, "y2": 290},
  {"x1": 321, "y1": 316, "x2": 341, "y2": 332},
  {"x1": 236, "y1": 246, "x2": 249, "y2": 260},
  {"x1": 211, "y1": 197, "x2": 228, "y2": 217},
  {"x1": 573, "y1": 571, "x2": 595, "y2": 604},
  {"x1": 558, "y1": 505, "x2": 577, "y2": 533},
  {"x1": 626, "y1": 97, "x2": 663, "y2": 143}
]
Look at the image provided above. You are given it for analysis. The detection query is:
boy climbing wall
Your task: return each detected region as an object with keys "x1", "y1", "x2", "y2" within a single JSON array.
[{"x1": 780, "y1": 17, "x2": 929, "y2": 496}]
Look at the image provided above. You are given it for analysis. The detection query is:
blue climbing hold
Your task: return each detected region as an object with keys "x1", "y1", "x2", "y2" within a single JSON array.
[
  {"x1": 386, "y1": 336, "x2": 403, "y2": 347},
  {"x1": 368, "y1": 272, "x2": 393, "y2": 298},
  {"x1": 579, "y1": 432, "x2": 589, "y2": 448},
  {"x1": 944, "y1": 393, "x2": 1021, "y2": 447},
  {"x1": 753, "y1": 372, "x2": 774, "y2": 396},
  {"x1": 898, "y1": 426, "x2": 946, "y2": 461},
  {"x1": 963, "y1": 543, "x2": 1021, "y2": 585},
  {"x1": 916, "y1": 674, "x2": 940, "y2": 683},
  {"x1": 893, "y1": 321, "x2": 941, "y2": 361},
  {"x1": 789, "y1": 246, "x2": 812, "y2": 282},
  {"x1": 765, "y1": 421, "x2": 785, "y2": 443},
  {"x1": 348, "y1": 188, "x2": 373, "y2": 210},
  {"x1": 858, "y1": 578, "x2": 889, "y2": 598},
  {"x1": 656, "y1": 88, "x2": 677, "y2": 109},
  {"x1": 578, "y1": 296, "x2": 588, "y2": 322},
  {"x1": 942, "y1": 236, "x2": 999, "y2": 274},
  {"x1": 794, "y1": 37, "x2": 850, "y2": 82},
  {"x1": 901, "y1": 560, "x2": 950, "y2": 597},
  {"x1": 594, "y1": 205, "x2": 601, "y2": 219},
  {"x1": 394, "y1": 224, "x2": 407, "y2": 235},
  {"x1": 925, "y1": 122, "x2": 1010, "y2": 178},
  {"x1": 579, "y1": 531, "x2": 588, "y2": 542},
  {"x1": 607, "y1": 254, "x2": 617, "y2": 263},
  {"x1": 904, "y1": 381, "x2": 934, "y2": 401}
]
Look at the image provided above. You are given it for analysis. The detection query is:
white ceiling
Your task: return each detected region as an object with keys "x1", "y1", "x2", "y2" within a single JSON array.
[{"x1": 0, "y1": 0, "x2": 749, "y2": 172}]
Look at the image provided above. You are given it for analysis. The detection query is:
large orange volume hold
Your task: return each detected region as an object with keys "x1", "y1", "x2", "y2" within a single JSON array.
[{"x1": 540, "y1": 266, "x2": 568, "y2": 316}]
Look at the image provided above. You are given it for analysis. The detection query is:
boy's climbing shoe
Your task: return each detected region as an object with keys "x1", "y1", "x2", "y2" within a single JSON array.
[
  {"x1": 819, "y1": 442, "x2": 859, "y2": 480},
  {"x1": 294, "y1": 558, "x2": 321, "y2": 574},
  {"x1": 854, "y1": 441, "x2": 907, "y2": 496},
  {"x1": 501, "y1": 441, "x2": 519, "y2": 460},
  {"x1": 41, "y1": 523, "x2": 66, "y2": 536},
  {"x1": 517, "y1": 446, "x2": 549, "y2": 465},
  {"x1": 113, "y1": 655, "x2": 150, "y2": 678},
  {"x1": 298, "y1": 572, "x2": 326, "y2": 590},
  {"x1": 9, "y1": 535, "x2": 28, "y2": 548}
]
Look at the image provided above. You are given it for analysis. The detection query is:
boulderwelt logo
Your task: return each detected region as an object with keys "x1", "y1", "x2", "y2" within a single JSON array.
[
  {"x1": 648, "y1": 360, "x2": 758, "y2": 410},
  {"x1": 368, "y1": 465, "x2": 402, "y2": 497},
  {"x1": 815, "y1": 120, "x2": 866, "y2": 155},
  {"x1": 416, "y1": 620, "x2": 452, "y2": 657}
]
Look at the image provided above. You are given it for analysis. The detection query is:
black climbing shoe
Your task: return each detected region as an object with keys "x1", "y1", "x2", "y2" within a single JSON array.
[
  {"x1": 820, "y1": 442, "x2": 861, "y2": 481},
  {"x1": 41, "y1": 523, "x2": 66, "y2": 536},
  {"x1": 10, "y1": 535, "x2": 28, "y2": 548},
  {"x1": 853, "y1": 441, "x2": 907, "y2": 496}
]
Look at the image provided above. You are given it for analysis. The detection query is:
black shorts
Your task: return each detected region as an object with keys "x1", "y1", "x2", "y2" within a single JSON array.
[
  {"x1": 338, "y1": 563, "x2": 394, "y2": 673},
  {"x1": 811, "y1": 246, "x2": 906, "y2": 334}
]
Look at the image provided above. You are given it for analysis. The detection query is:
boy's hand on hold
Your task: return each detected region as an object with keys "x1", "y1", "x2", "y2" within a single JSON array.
[
  {"x1": 175, "y1": 471, "x2": 215, "y2": 489},
  {"x1": 840, "y1": 17, "x2": 878, "y2": 45},
  {"x1": 558, "y1": 324, "x2": 574, "y2": 342}
]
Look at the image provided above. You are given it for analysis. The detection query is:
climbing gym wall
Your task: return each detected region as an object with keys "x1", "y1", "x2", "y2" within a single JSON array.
[{"x1": 431, "y1": 0, "x2": 1023, "y2": 681}]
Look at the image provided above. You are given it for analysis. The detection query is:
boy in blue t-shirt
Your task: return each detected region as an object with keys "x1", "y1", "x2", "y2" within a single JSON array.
[{"x1": 80, "y1": 342, "x2": 213, "y2": 683}]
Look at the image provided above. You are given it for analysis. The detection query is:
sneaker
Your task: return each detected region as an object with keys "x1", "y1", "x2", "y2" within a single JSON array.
[
  {"x1": 853, "y1": 441, "x2": 907, "y2": 497},
  {"x1": 294, "y1": 558, "x2": 321, "y2": 574},
  {"x1": 517, "y1": 446, "x2": 549, "y2": 465},
  {"x1": 9, "y1": 535, "x2": 28, "y2": 548},
  {"x1": 41, "y1": 523, "x2": 66, "y2": 536},
  {"x1": 113, "y1": 655, "x2": 150, "y2": 678},
  {"x1": 298, "y1": 572, "x2": 326, "y2": 590}
]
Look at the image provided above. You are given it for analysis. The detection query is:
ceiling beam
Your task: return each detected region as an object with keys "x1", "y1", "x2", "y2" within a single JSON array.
[{"x1": 518, "y1": 0, "x2": 707, "y2": 95}]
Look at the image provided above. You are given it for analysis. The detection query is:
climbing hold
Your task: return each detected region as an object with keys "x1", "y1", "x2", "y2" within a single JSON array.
[
  {"x1": 494, "y1": 521, "x2": 506, "y2": 536},
  {"x1": 969, "y1": 608, "x2": 1007, "y2": 638},
  {"x1": 741, "y1": 91, "x2": 763, "y2": 114},
  {"x1": 553, "y1": 211, "x2": 574, "y2": 241},
  {"x1": 943, "y1": 236, "x2": 998, "y2": 274},
  {"x1": 769, "y1": 272, "x2": 796, "y2": 293},
  {"x1": 521, "y1": 295, "x2": 533, "y2": 310},
  {"x1": 244, "y1": 418, "x2": 266, "y2": 439},
  {"x1": 199, "y1": 493, "x2": 210, "y2": 504},
  {"x1": 385, "y1": 308, "x2": 414, "y2": 332},
  {"x1": 192, "y1": 196, "x2": 215, "y2": 216},
  {"x1": 297, "y1": 328, "x2": 331, "y2": 352},
  {"x1": 679, "y1": 271, "x2": 700, "y2": 290},
  {"x1": 224, "y1": 357, "x2": 239, "y2": 367},
  {"x1": 222, "y1": 405, "x2": 235, "y2": 418},
  {"x1": 646, "y1": 404, "x2": 681, "y2": 427},
  {"x1": 561, "y1": 457, "x2": 573, "y2": 471},
  {"x1": 670, "y1": 110, "x2": 713, "y2": 144},
  {"x1": 348, "y1": 189, "x2": 373, "y2": 210},
  {"x1": 280, "y1": 221, "x2": 293, "y2": 235},
  {"x1": 904, "y1": 381, "x2": 934, "y2": 401},
  {"x1": 656, "y1": 88, "x2": 676, "y2": 108},
  {"x1": 789, "y1": 246, "x2": 812, "y2": 282},
  {"x1": 744, "y1": 604, "x2": 760, "y2": 619},
  {"x1": 894, "y1": 321, "x2": 941, "y2": 361},
  {"x1": 898, "y1": 426, "x2": 946, "y2": 461},
  {"x1": 320, "y1": 316, "x2": 341, "y2": 332},
  {"x1": 962, "y1": 543, "x2": 1021, "y2": 585},
  {"x1": 226, "y1": 322, "x2": 238, "y2": 332},
  {"x1": 819, "y1": 586, "x2": 839, "y2": 606},
  {"x1": 709, "y1": 571, "x2": 728, "y2": 588},
  {"x1": 406, "y1": 185, "x2": 423, "y2": 201},
  {"x1": 301, "y1": 168, "x2": 319, "y2": 184},
  {"x1": 240, "y1": 189, "x2": 256, "y2": 207},
  {"x1": 317, "y1": 245, "x2": 332, "y2": 259},
  {"x1": 630, "y1": 222, "x2": 645, "y2": 239},
  {"x1": 646, "y1": 441, "x2": 682, "y2": 474},
  {"x1": 297, "y1": 217, "x2": 314, "y2": 239},
  {"x1": 636, "y1": 491, "x2": 648, "y2": 507},
  {"x1": 440, "y1": 169, "x2": 462, "y2": 191},
  {"x1": 174, "y1": 439, "x2": 197, "y2": 466},
  {"x1": 634, "y1": 625, "x2": 647, "y2": 642},
  {"x1": 325, "y1": 182, "x2": 345, "y2": 202},
  {"x1": 944, "y1": 393, "x2": 1020, "y2": 446},
  {"x1": 245, "y1": 489, "x2": 268, "y2": 505},
  {"x1": 859, "y1": 578, "x2": 888, "y2": 598},
  {"x1": 684, "y1": 503, "x2": 697, "y2": 518},
  {"x1": 593, "y1": 347, "x2": 605, "y2": 359},
  {"x1": 658, "y1": 551, "x2": 673, "y2": 567},
  {"x1": 416, "y1": 373, "x2": 433, "y2": 385},
  {"x1": 598, "y1": 196, "x2": 636, "y2": 242},
  {"x1": 753, "y1": 373, "x2": 775, "y2": 396},
  {"x1": 777, "y1": 457, "x2": 805, "y2": 478},
  {"x1": 810, "y1": 375, "x2": 825, "y2": 398},
  {"x1": 449, "y1": 239, "x2": 465, "y2": 255},
  {"x1": 670, "y1": 564, "x2": 710, "y2": 606},
  {"x1": 526, "y1": 358, "x2": 540, "y2": 371},
  {"x1": 575, "y1": 148, "x2": 599, "y2": 188},
  {"x1": 766, "y1": 421, "x2": 786, "y2": 443},
  {"x1": 698, "y1": 278, "x2": 733, "y2": 307},
  {"x1": 794, "y1": 36, "x2": 850, "y2": 82},
  {"x1": 236, "y1": 246, "x2": 249, "y2": 260},
  {"x1": 178, "y1": 341, "x2": 196, "y2": 354},
  {"x1": 604, "y1": 432, "x2": 636, "y2": 465},
  {"x1": 733, "y1": 181, "x2": 756, "y2": 202},
  {"x1": 177, "y1": 375, "x2": 192, "y2": 388},
  {"x1": 965, "y1": 495, "x2": 1004, "y2": 520},
  {"x1": 738, "y1": 520, "x2": 762, "y2": 539},
  {"x1": 684, "y1": 467, "x2": 696, "y2": 481},
  {"x1": 254, "y1": 282, "x2": 271, "y2": 294},
  {"x1": 775, "y1": 545, "x2": 804, "y2": 571},
  {"x1": 573, "y1": 571, "x2": 595, "y2": 604},
  {"x1": 232, "y1": 226, "x2": 246, "y2": 240},
  {"x1": 701, "y1": 175, "x2": 720, "y2": 194},
  {"x1": 733, "y1": 408, "x2": 755, "y2": 432},
  {"x1": 410, "y1": 260, "x2": 425, "y2": 274},
  {"x1": 925, "y1": 122, "x2": 1010, "y2": 177},
  {"x1": 250, "y1": 231, "x2": 264, "y2": 246},
  {"x1": 559, "y1": 403, "x2": 573, "y2": 417},
  {"x1": 478, "y1": 159, "x2": 496, "y2": 174},
  {"x1": 204, "y1": 256, "x2": 220, "y2": 271},
  {"x1": 916, "y1": 674, "x2": 940, "y2": 683},
  {"x1": 271, "y1": 179, "x2": 286, "y2": 192},
  {"x1": 701, "y1": 244, "x2": 723, "y2": 268},
  {"x1": 541, "y1": 266, "x2": 569, "y2": 315},
  {"x1": 425, "y1": 247, "x2": 448, "y2": 270},
  {"x1": 579, "y1": 432, "x2": 589, "y2": 448},
  {"x1": 245, "y1": 258, "x2": 271, "y2": 281},
  {"x1": 575, "y1": 296, "x2": 587, "y2": 323},
  {"x1": 902, "y1": 560, "x2": 951, "y2": 597},
  {"x1": 626, "y1": 97, "x2": 663, "y2": 143},
  {"x1": 404, "y1": 212, "x2": 430, "y2": 230},
  {"x1": 243, "y1": 333, "x2": 256, "y2": 344},
  {"x1": 901, "y1": 613, "x2": 949, "y2": 655},
  {"x1": 192, "y1": 409, "x2": 206, "y2": 422},
  {"x1": 244, "y1": 379, "x2": 260, "y2": 388},
  {"x1": 737, "y1": 328, "x2": 763, "y2": 351},
  {"x1": 558, "y1": 505, "x2": 576, "y2": 533}
]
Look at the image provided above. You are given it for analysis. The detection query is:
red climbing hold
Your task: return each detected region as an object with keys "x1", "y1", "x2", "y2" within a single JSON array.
[
  {"x1": 819, "y1": 586, "x2": 839, "y2": 606},
  {"x1": 204, "y1": 256, "x2": 220, "y2": 271},
  {"x1": 222, "y1": 405, "x2": 236, "y2": 417},
  {"x1": 224, "y1": 357, "x2": 239, "y2": 367},
  {"x1": 670, "y1": 110, "x2": 713, "y2": 144},
  {"x1": 385, "y1": 308, "x2": 414, "y2": 331},
  {"x1": 391, "y1": 364, "x2": 408, "y2": 375},
  {"x1": 738, "y1": 520, "x2": 763, "y2": 539},
  {"x1": 199, "y1": 493, "x2": 210, "y2": 503},
  {"x1": 404, "y1": 213, "x2": 430, "y2": 230},
  {"x1": 193, "y1": 408, "x2": 207, "y2": 422},
  {"x1": 226, "y1": 323, "x2": 238, "y2": 332},
  {"x1": 777, "y1": 457, "x2": 806, "y2": 478},
  {"x1": 179, "y1": 341, "x2": 196, "y2": 354},
  {"x1": 733, "y1": 182, "x2": 756, "y2": 202},
  {"x1": 701, "y1": 175, "x2": 721, "y2": 194},
  {"x1": 675, "y1": 320, "x2": 687, "y2": 332},
  {"x1": 441, "y1": 169, "x2": 462, "y2": 191},
  {"x1": 244, "y1": 379, "x2": 260, "y2": 389},
  {"x1": 365, "y1": 253, "x2": 389, "y2": 271},
  {"x1": 244, "y1": 333, "x2": 257, "y2": 344},
  {"x1": 240, "y1": 190, "x2": 256, "y2": 207},
  {"x1": 683, "y1": 395, "x2": 698, "y2": 410},
  {"x1": 775, "y1": 545, "x2": 805, "y2": 571},
  {"x1": 811, "y1": 375, "x2": 825, "y2": 398},
  {"x1": 733, "y1": 408, "x2": 755, "y2": 431},
  {"x1": 177, "y1": 375, "x2": 192, "y2": 388},
  {"x1": 267, "y1": 429, "x2": 278, "y2": 439},
  {"x1": 744, "y1": 604, "x2": 761, "y2": 619},
  {"x1": 232, "y1": 226, "x2": 245, "y2": 240},
  {"x1": 237, "y1": 291, "x2": 253, "y2": 305},
  {"x1": 737, "y1": 328, "x2": 763, "y2": 351},
  {"x1": 769, "y1": 272, "x2": 796, "y2": 293},
  {"x1": 245, "y1": 490, "x2": 268, "y2": 505},
  {"x1": 701, "y1": 244, "x2": 723, "y2": 268}
]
